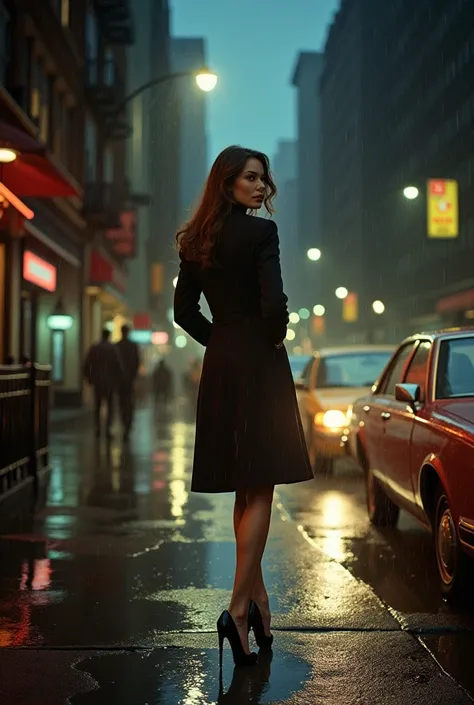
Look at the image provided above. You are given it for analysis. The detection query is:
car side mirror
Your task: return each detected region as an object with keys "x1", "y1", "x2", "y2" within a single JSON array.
[{"x1": 395, "y1": 383, "x2": 421, "y2": 406}]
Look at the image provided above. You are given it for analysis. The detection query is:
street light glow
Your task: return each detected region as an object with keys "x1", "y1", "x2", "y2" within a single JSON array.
[
  {"x1": 313, "y1": 305, "x2": 325, "y2": 317},
  {"x1": 173, "y1": 276, "x2": 178, "y2": 288},
  {"x1": 335, "y1": 287, "x2": 348, "y2": 300},
  {"x1": 176, "y1": 334, "x2": 187, "y2": 348},
  {"x1": 307, "y1": 248, "x2": 321, "y2": 261},
  {"x1": 286, "y1": 329, "x2": 296, "y2": 341},
  {"x1": 403, "y1": 186, "x2": 419, "y2": 200},
  {"x1": 289, "y1": 312, "x2": 300, "y2": 324},
  {"x1": 299, "y1": 308, "x2": 310, "y2": 320},
  {"x1": 372, "y1": 300, "x2": 385, "y2": 315},
  {"x1": 0, "y1": 148, "x2": 17, "y2": 163},
  {"x1": 196, "y1": 68, "x2": 218, "y2": 92}
]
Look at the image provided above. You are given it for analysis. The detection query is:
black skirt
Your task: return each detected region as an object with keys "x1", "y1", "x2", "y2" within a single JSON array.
[{"x1": 191, "y1": 317, "x2": 313, "y2": 493}]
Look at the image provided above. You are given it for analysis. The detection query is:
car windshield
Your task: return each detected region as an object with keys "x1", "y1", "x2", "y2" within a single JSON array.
[
  {"x1": 316, "y1": 352, "x2": 392, "y2": 389},
  {"x1": 436, "y1": 337, "x2": 474, "y2": 398},
  {"x1": 289, "y1": 356, "x2": 311, "y2": 380}
]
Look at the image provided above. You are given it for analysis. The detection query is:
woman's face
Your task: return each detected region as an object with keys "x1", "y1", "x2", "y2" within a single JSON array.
[{"x1": 232, "y1": 158, "x2": 267, "y2": 210}]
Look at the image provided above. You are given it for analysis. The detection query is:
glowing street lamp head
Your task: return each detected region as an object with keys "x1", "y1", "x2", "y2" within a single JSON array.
[
  {"x1": 0, "y1": 148, "x2": 17, "y2": 163},
  {"x1": 372, "y1": 300, "x2": 385, "y2": 315},
  {"x1": 403, "y1": 185, "x2": 419, "y2": 200},
  {"x1": 313, "y1": 304, "x2": 325, "y2": 317},
  {"x1": 196, "y1": 68, "x2": 218, "y2": 92},
  {"x1": 307, "y1": 248, "x2": 321, "y2": 261},
  {"x1": 335, "y1": 287, "x2": 348, "y2": 300}
]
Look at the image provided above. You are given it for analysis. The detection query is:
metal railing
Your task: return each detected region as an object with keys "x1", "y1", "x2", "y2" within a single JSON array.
[{"x1": 0, "y1": 364, "x2": 51, "y2": 502}]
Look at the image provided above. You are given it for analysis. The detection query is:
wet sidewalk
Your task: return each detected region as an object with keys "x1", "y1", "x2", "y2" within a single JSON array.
[{"x1": 0, "y1": 404, "x2": 472, "y2": 704}]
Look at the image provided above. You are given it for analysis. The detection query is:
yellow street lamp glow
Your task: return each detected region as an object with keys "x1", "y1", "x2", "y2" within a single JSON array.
[
  {"x1": 372, "y1": 300, "x2": 385, "y2": 315},
  {"x1": 307, "y1": 248, "x2": 321, "y2": 261},
  {"x1": 313, "y1": 304, "x2": 325, "y2": 317},
  {"x1": 403, "y1": 186, "x2": 419, "y2": 200},
  {"x1": 335, "y1": 287, "x2": 348, "y2": 300},
  {"x1": 196, "y1": 68, "x2": 218, "y2": 92},
  {"x1": 286, "y1": 328, "x2": 296, "y2": 341},
  {"x1": 0, "y1": 148, "x2": 17, "y2": 163},
  {"x1": 289, "y1": 312, "x2": 300, "y2": 324}
]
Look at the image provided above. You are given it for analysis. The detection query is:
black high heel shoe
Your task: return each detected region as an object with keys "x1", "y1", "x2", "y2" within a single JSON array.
[
  {"x1": 217, "y1": 611, "x2": 258, "y2": 669},
  {"x1": 248, "y1": 601, "x2": 274, "y2": 649}
]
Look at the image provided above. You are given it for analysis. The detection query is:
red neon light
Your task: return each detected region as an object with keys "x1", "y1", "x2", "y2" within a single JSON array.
[
  {"x1": 0, "y1": 182, "x2": 34, "y2": 219},
  {"x1": 23, "y1": 251, "x2": 57, "y2": 292}
]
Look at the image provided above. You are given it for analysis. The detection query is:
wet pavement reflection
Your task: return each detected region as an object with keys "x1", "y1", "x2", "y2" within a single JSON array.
[{"x1": 0, "y1": 403, "x2": 474, "y2": 703}]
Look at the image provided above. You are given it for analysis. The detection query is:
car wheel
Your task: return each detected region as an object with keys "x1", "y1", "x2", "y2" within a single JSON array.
[
  {"x1": 365, "y1": 467, "x2": 399, "y2": 526},
  {"x1": 434, "y1": 486, "x2": 474, "y2": 602}
]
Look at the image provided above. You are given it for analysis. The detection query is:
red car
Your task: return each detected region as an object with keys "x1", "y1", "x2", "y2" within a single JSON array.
[{"x1": 348, "y1": 329, "x2": 474, "y2": 600}]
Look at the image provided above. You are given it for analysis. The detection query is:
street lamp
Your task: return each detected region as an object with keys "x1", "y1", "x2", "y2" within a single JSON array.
[
  {"x1": 117, "y1": 67, "x2": 218, "y2": 117},
  {"x1": 372, "y1": 300, "x2": 385, "y2": 315},
  {"x1": 403, "y1": 186, "x2": 419, "y2": 200},
  {"x1": 299, "y1": 308, "x2": 310, "y2": 320},
  {"x1": 286, "y1": 329, "x2": 296, "y2": 341},
  {"x1": 195, "y1": 68, "x2": 218, "y2": 92},
  {"x1": 335, "y1": 287, "x2": 348, "y2": 300},
  {"x1": 307, "y1": 248, "x2": 321, "y2": 261},
  {"x1": 0, "y1": 148, "x2": 17, "y2": 163},
  {"x1": 313, "y1": 304, "x2": 325, "y2": 317},
  {"x1": 289, "y1": 312, "x2": 300, "y2": 324}
]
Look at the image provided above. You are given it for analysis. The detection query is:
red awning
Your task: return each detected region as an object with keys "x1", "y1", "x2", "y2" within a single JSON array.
[{"x1": 0, "y1": 122, "x2": 80, "y2": 198}]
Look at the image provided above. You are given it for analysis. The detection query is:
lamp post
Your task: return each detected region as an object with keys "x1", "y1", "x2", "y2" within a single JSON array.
[
  {"x1": 47, "y1": 300, "x2": 73, "y2": 384},
  {"x1": 113, "y1": 67, "x2": 218, "y2": 125}
]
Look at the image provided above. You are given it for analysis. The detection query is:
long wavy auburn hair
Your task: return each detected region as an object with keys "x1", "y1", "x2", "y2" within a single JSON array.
[{"x1": 176, "y1": 145, "x2": 277, "y2": 267}]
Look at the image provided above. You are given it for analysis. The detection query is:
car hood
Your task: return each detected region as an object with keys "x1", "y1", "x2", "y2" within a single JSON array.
[
  {"x1": 433, "y1": 399, "x2": 474, "y2": 428},
  {"x1": 314, "y1": 387, "x2": 371, "y2": 411}
]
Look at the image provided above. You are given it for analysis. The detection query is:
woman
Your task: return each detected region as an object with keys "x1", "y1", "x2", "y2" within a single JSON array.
[{"x1": 174, "y1": 146, "x2": 312, "y2": 668}]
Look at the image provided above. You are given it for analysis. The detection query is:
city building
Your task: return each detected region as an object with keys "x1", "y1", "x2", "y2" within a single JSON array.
[
  {"x1": 0, "y1": 0, "x2": 135, "y2": 406},
  {"x1": 127, "y1": 0, "x2": 179, "y2": 337},
  {"x1": 0, "y1": 0, "x2": 86, "y2": 406},
  {"x1": 292, "y1": 52, "x2": 324, "y2": 311},
  {"x1": 171, "y1": 37, "x2": 208, "y2": 227},
  {"x1": 272, "y1": 139, "x2": 298, "y2": 306},
  {"x1": 83, "y1": 0, "x2": 136, "y2": 358},
  {"x1": 320, "y1": 0, "x2": 474, "y2": 343}
]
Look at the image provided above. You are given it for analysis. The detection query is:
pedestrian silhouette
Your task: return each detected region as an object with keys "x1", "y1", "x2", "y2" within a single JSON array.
[
  {"x1": 115, "y1": 324, "x2": 140, "y2": 442},
  {"x1": 83, "y1": 328, "x2": 123, "y2": 439},
  {"x1": 152, "y1": 359, "x2": 173, "y2": 406}
]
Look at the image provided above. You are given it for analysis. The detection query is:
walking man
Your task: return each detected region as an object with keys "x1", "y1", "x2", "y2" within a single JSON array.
[
  {"x1": 83, "y1": 329, "x2": 123, "y2": 439},
  {"x1": 115, "y1": 325, "x2": 140, "y2": 441}
]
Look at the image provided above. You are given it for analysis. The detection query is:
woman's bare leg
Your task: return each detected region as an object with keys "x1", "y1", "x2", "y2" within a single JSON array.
[
  {"x1": 229, "y1": 485, "x2": 274, "y2": 652},
  {"x1": 233, "y1": 489, "x2": 272, "y2": 637}
]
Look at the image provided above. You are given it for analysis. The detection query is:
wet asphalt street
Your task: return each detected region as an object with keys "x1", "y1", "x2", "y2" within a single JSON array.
[{"x1": 1, "y1": 401, "x2": 474, "y2": 704}]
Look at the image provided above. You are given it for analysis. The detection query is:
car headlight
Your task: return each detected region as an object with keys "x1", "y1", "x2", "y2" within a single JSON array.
[{"x1": 314, "y1": 409, "x2": 347, "y2": 429}]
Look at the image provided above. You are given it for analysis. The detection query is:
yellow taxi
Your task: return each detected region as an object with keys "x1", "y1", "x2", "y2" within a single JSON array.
[{"x1": 295, "y1": 345, "x2": 394, "y2": 473}]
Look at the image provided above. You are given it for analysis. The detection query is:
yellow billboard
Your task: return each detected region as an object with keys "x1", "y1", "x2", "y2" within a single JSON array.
[{"x1": 427, "y1": 179, "x2": 458, "y2": 238}]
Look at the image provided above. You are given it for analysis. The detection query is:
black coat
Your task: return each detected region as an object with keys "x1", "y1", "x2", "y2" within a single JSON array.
[
  {"x1": 174, "y1": 206, "x2": 313, "y2": 493},
  {"x1": 83, "y1": 341, "x2": 123, "y2": 391}
]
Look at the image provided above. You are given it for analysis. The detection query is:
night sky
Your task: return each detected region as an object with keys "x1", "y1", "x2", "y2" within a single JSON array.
[{"x1": 171, "y1": 0, "x2": 340, "y2": 165}]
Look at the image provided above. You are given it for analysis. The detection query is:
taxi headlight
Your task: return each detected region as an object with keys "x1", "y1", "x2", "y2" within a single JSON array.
[{"x1": 315, "y1": 409, "x2": 347, "y2": 429}]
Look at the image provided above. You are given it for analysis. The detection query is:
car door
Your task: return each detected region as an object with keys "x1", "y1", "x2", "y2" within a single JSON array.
[
  {"x1": 365, "y1": 342, "x2": 417, "y2": 485},
  {"x1": 380, "y1": 340, "x2": 432, "y2": 515},
  {"x1": 296, "y1": 358, "x2": 316, "y2": 440}
]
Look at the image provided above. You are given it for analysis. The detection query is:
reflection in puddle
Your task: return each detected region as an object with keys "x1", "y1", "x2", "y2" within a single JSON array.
[{"x1": 73, "y1": 647, "x2": 311, "y2": 704}]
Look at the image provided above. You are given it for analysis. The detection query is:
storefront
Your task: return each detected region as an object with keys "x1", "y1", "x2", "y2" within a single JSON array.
[
  {"x1": 0, "y1": 121, "x2": 84, "y2": 407},
  {"x1": 436, "y1": 289, "x2": 474, "y2": 328}
]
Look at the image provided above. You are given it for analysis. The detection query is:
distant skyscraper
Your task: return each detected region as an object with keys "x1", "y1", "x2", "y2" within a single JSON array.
[
  {"x1": 171, "y1": 38, "x2": 208, "y2": 227},
  {"x1": 127, "y1": 0, "x2": 179, "y2": 329},
  {"x1": 292, "y1": 52, "x2": 324, "y2": 308},
  {"x1": 272, "y1": 140, "x2": 298, "y2": 307}
]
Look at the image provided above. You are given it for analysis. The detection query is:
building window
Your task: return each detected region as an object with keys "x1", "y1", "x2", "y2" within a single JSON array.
[
  {"x1": 86, "y1": 8, "x2": 99, "y2": 60},
  {"x1": 104, "y1": 147, "x2": 114, "y2": 184},
  {"x1": 0, "y1": 2, "x2": 10, "y2": 84},
  {"x1": 85, "y1": 115, "x2": 97, "y2": 182},
  {"x1": 30, "y1": 56, "x2": 51, "y2": 144}
]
